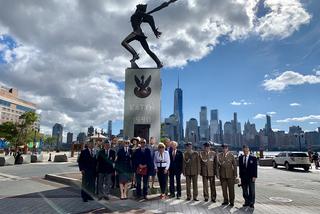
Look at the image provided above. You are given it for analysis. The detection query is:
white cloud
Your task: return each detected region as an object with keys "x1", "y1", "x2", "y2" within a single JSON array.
[
  {"x1": 230, "y1": 99, "x2": 253, "y2": 106},
  {"x1": 254, "y1": 114, "x2": 266, "y2": 119},
  {"x1": 254, "y1": 111, "x2": 276, "y2": 119},
  {"x1": 290, "y1": 103, "x2": 301, "y2": 106},
  {"x1": 254, "y1": 0, "x2": 311, "y2": 39},
  {"x1": 309, "y1": 122, "x2": 318, "y2": 125},
  {"x1": 267, "y1": 111, "x2": 277, "y2": 115},
  {"x1": 0, "y1": 0, "x2": 311, "y2": 134},
  {"x1": 263, "y1": 71, "x2": 320, "y2": 91},
  {"x1": 277, "y1": 115, "x2": 320, "y2": 123}
]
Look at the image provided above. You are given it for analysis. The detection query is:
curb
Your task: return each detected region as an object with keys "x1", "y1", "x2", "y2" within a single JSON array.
[{"x1": 45, "y1": 174, "x2": 81, "y2": 188}]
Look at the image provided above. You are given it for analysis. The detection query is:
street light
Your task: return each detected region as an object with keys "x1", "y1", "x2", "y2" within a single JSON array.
[{"x1": 294, "y1": 133, "x2": 304, "y2": 151}]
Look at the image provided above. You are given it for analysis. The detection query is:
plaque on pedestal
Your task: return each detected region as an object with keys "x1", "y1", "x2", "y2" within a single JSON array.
[{"x1": 123, "y1": 68, "x2": 161, "y2": 142}]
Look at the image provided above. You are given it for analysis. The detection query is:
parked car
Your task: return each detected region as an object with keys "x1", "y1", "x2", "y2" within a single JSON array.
[{"x1": 273, "y1": 152, "x2": 311, "y2": 171}]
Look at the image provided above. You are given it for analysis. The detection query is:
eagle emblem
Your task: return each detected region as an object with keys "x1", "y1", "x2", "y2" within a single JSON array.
[{"x1": 134, "y1": 75, "x2": 152, "y2": 98}]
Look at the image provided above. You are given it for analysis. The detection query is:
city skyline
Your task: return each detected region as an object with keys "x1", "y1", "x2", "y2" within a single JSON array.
[{"x1": 0, "y1": 1, "x2": 319, "y2": 137}]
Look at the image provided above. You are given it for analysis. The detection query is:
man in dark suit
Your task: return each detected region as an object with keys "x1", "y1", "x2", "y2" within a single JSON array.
[
  {"x1": 96, "y1": 141, "x2": 116, "y2": 200},
  {"x1": 169, "y1": 141, "x2": 183, "y2": 199},
  {"x1": 134, "y1": 138, "x2": 152, "y2": 199},
  {"x1": 239, "y1": 145, "x2": 257, "y2": 209},
  {"x1": 78, "y1": 142, "x2": 97, "y2": 202}
]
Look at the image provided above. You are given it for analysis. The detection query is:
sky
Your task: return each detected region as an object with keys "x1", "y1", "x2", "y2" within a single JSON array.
[{"x1": 0, "y1": 0, "x2": 319, "y2": 139}]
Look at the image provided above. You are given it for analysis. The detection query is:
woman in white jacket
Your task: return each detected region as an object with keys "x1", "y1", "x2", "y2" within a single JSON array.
[{"x1": 154, "y1": 142, "x2": 170, "y2": 199}]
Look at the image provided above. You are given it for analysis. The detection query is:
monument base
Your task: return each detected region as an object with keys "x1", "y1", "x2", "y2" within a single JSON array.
[{"x1": 123, "y1": 68, "x2": 161, "y2": 143}]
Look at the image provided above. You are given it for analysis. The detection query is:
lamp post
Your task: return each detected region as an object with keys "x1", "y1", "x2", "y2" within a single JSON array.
[{"x1": 294, "y1": 133, "x2": 304, "y2": 151}]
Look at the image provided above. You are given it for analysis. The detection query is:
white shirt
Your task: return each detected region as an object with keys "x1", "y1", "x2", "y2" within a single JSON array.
[{"x1": 154, "y1": 151, "x2": 170, "y2": 170}]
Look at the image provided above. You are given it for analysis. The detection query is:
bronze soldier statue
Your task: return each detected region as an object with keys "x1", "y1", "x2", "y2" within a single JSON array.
[{"x1": 121, "y1": 0, "x2": 178, "y2": 69}]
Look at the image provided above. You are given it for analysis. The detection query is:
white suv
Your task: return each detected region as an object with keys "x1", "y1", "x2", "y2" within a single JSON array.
[{"x1": 273, "y1": 152, "x2": 311, "y2": 171}]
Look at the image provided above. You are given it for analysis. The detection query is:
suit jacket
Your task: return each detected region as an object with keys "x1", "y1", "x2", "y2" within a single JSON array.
[
  {"x1": 238, "y1": 155, "x2": 257, "y2": 180},
  {"x1": 169, "y1": 149, "x2": 183, "y2": 175},
  {"x1": 134, "y1": 147, "x2": 152, "y2": 174},
  {"x1": 199, "y1": 151, "x2": 218, "y2": 177},
  {"x1": 183, "y1": 151, "x2": 201, "y2": 176},
  {"x1": 217, "y1": 152, "x2": 237, "y2": 179},
  {"x1": 115, "y1": 147, "x2": 133, "y2": 174},
  {"x1": 96, "y1": 148, "x2": 116, "y2": 174},
  {"x1": 78, "y1": 148, "x2": 97, "y2": 173}
]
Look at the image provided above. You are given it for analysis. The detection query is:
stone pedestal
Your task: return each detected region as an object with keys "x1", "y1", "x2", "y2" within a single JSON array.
[{"x1": 123, "y1": 68, "x2": 161, "y2": 142}]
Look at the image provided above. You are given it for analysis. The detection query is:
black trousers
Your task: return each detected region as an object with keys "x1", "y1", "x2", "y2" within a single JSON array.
[
  {"x1": 136, "y1": 174, "x2": 149, "y2": 197},
  {"x1": 169, "y1": 172, "x2": 181, "y2": 197},
  {"x1": 241, "y1": 178, "x2": 255, "y2": 205},
  {"x1": 157, "y1": 167, "x2": 168, "y2": 194},
  {"x1": 81, "y1": 171, "x2": 95, "y2": 201}
]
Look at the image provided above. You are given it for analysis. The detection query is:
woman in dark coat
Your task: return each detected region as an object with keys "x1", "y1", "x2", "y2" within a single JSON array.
[{"x1": 115, "y1": 140, "x2": 133, "y2": 199}]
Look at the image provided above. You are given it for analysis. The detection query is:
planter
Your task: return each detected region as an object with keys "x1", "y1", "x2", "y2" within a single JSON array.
[
  {"x1": 22, "y1": 154, "x2": 31, "y2": 164},
  {"x1": 54, "y1": 154, "x2": 68, "y2": 162}
]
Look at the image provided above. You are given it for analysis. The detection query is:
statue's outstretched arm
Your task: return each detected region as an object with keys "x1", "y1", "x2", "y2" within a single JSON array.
[{"x1": 147, "y1": 0, "x2": 178, "y2": 15}]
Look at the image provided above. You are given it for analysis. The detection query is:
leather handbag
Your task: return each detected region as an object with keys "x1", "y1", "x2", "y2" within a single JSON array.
[{"x1": 137, "y1": 166, "x2": 147, "y2": 176}]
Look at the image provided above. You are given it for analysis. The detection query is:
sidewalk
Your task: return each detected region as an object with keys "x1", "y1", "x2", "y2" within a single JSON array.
[{"x1": 44, "y1": 166, "x2": 320, "y2": 214}]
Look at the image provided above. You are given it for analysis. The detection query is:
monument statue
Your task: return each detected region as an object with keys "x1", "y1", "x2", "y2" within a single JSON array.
[{"x1": 121, "y1": 0, "x2": 178, "y2": 69}]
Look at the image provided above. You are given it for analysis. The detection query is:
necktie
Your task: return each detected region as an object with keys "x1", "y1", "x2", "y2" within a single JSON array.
[
  {"x1": 244, "y1": 156, "x2": 247, "y2": 168},
  {"x1": 173, "y1": 150, "x2": 176, "y2": 161}
]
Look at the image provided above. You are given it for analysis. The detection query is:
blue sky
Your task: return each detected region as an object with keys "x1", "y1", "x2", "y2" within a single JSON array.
[
  {"x1": 0, "y1": 0, "x2": 319, "y2": 138},
  {"x1": 159, "y1": 0, "x2": 320, "y2": 134}
]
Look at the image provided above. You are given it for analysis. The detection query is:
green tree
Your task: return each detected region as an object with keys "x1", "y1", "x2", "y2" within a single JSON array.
[
  {"x1": 43, "y1": 135, "x2": 57, "y2": 151},
  {"x1": 0, "y1": 121, "x2": 18, "y2": 145},
  {"x1": 16, "y1": 111, "x2": 39, "y2": 148}
]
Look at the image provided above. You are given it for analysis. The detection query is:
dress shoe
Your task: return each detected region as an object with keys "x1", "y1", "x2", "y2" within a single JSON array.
[
  {"x1": 222, "y1": 202, "x2": 228, "y2": 205},
  {"x1": 104, "y1": 196, "x2": 110, "y2": 200},
  {"x1": 82, "y1": 199, "x2": 88, "y2": 202},
  {"x1": 243, "y1": 203, "x2": 249, "y2": 207},
  {"x1": 229, "y1": 203, "x2": 234, "y2": 207},
  {"x1": 193, "y1": 198, "x2": 199, "y2": 201},
  {"x1": 250, "y1": 204, "x2": 254, "y2": 209},
  {"x1": 176, "y1": 196, "x2": 180, "y2": 199},
  {"x1": 211, "y1": 199, "x2": 216, "y2": 203},
  {"x1": 204, "y1": 199, "x2": 208, "y2": 202},
  {"x1": 186, "y1": 198, "x2": 191, "y2": 201}
]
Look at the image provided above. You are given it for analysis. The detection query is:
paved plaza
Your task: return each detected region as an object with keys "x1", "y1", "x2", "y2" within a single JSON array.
[{"x1": 0, "y1": 162, "x2": 320, "y2": 214}]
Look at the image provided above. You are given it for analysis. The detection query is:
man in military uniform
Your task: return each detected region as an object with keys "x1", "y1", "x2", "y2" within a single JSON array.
[
  {"x1": 200, "y1": 142, "x2": 218, "y2": 202},
  {"x1": 217, "y1": 144, "x2": 237, "y2": 206},
  {"x1": 183, "y1": 142, "x2": 200, "y2": 201}
]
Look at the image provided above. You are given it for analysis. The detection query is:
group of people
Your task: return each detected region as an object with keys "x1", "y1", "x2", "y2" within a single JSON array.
[{"x1": 78, "y1": 137, "x2": 257, "y2": 209}]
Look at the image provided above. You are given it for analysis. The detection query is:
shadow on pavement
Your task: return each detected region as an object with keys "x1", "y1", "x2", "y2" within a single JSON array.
[{"x1": 0, "y1": 187, "x2": 111, "y2": 214}]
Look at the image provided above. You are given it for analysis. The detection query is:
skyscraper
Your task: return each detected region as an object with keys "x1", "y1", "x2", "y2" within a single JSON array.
[
  {"x1": 162, "y1": 114, "x2": 179, "y2": 141},
  {"x1": 174, "y1": 74, "x2": 184, "y2": 143},
  {"x1": 77, "y1": 132, "x2": 87, "y2": 144},
  {"x1": 185, "y1": 118, "x2": 200, "y2": 148},
  {"x1": 265, "y1": 115, "x2": 272, "y2": 135},
  {"x1": 107, "y1": 120, "x2": 112, "y2": 138},
  {"x1": 199, "y1": 106, "x2": 209, "y2": 144},
  {"x1": 210, "y1": 109, "x2": 218, "y2": 121},
  {"x1": 219, "y1": 120, "x2": 224, "y2": 143},
  {"x1": 67, "y1": 132, "x2": 73, "y2": 144},
  {"x1": 209, "y1": 109, "x2": 219, "y2": 142},
  {"x1": 231, "y1": 112, "x2": 241, "y2": 147},
  {"x1": 52, "y1": 123, "x2": 63, "y2": 149}
]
